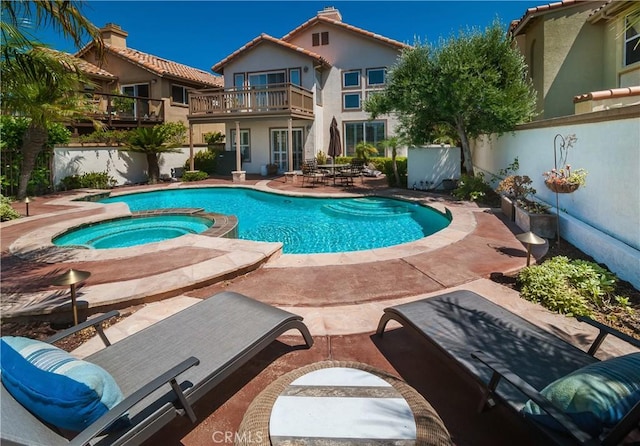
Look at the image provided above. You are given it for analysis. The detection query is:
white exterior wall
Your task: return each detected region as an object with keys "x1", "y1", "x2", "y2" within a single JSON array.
[
  {"x1": 287, "y1": 23, "x2": 404, "y2": 156},
  {"x1": 53, "y1": 146, "x2": 207, "y2": 186},
  {"x1": 217, "y1": 22, "x2": 406, "y2": 172},
  {"x1": 407, "y1": 146, "x2": 461, "y2": 190},
  {"x1": 472, "y1": 116, "x2": 640, "y2": 288}
]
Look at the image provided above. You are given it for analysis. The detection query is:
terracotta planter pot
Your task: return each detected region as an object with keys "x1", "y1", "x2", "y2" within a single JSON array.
[{"x1": 515, "y1": 205, "x2": 557, "y2": 239}]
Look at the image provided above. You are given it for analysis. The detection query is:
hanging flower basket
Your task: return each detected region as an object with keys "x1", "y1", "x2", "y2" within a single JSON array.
[{"x1": 545, "y1": 179, "x2": 580, "y2": 194}]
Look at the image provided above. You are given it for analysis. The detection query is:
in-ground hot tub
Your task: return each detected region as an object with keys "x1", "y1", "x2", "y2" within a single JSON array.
[{"x1": 53, "y1": 214, "x2": 213, "y2": 249}]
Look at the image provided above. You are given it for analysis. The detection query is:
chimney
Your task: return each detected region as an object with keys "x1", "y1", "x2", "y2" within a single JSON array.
[
  {"x1": 317, "y1": 6, "x2": 342, "y2": 22},
  {"x1": 100, "y1": 23, "x2": 128, "y2": 48}
]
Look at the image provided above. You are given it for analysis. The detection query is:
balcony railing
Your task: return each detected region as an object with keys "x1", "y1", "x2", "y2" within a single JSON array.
[
  {"x1": 85, "y1": 92, "x2": 165, "y2": 126},
  {"x1": 188, "y1": 83, "x2": 314, "y2": 120}
]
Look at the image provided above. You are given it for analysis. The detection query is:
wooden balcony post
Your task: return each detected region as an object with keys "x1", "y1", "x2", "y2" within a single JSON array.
[{"x1": 189, "y1": 123, "x2": 194, "y2": 171}]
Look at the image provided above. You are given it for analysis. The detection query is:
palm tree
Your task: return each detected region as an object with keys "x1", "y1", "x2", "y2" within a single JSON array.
[
  {"x1": 2, "y1": 49, "x2": 97, "y2": 198},
  {"x1": 378, "y1": 137, "x2": 402, "y2": 186},
  {"x1": 354, "y1": 141, "x2": 378, "y2": 162},
  {"x1": 122, "y1": 126, "x2": 182, "y2": 184},
  {"x1": 1, "y1": 0, "x2": 103, "y2": 199}
]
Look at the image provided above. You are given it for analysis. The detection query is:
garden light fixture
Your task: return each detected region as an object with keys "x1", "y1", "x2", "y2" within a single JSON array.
[{"x1": 53, "y1": 269, "x2": 91, "y2": 325}]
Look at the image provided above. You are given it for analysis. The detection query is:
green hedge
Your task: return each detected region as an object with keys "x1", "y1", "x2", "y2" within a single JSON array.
[
  {"x1": 333, "y1": 156, "x2": 407, "y2": 188},
  {"x1": 60, "y1": 171, "x2": 117, "y2": 190},
  {"x1": 182, "y1": 170, "x2": 209, "y2": 182},
  {"x1": 184, "y1": 149, "x2": 218, "y2": 174}
]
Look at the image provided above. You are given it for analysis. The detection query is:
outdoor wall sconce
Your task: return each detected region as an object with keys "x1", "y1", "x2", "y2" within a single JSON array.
[
  {"x1": 516, "y1": 231, "x2": 545, "y2": 266},
  {"x1": 53, "y1": 269, "x2": 91, "y2": 325},
  {"x1": 24, "y1": 197, "x2": 31, "y2": 216}
]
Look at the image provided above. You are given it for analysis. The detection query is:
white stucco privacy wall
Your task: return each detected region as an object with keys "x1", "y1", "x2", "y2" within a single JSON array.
[
  {"x1": 472, "y1": 115, "x2": 640, "y2": 289},
  {"x1": 407, "y1": 146, "x2": 461, "y2": 190},
  {"x1": 53, "y1": 146, "x2": 207, "y2": 186}
]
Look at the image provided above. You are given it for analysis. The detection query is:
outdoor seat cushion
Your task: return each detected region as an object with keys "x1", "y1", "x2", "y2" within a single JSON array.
[
  {"x1": 522, "y1": 352, "x2": 640, "y2": 435},
  {"x1": 0, "y1": 336, "x2": 127, "y2": 432}
]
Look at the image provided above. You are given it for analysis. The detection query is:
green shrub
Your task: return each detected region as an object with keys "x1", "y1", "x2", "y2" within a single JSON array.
[
  {"x1": 452, "y1": 173, "x2": 492, "y2": 201},
  {"x1": 184, "y1": 150, "x2": 217, "y2": 174},
  {"x1": 0, "y1": 195, "x2": 20, "y2": 221},
  {"x1": 60, "y1": 171, "x2": 117, "y2": 190},
  {"x1": 182, "y1": 170, "x2": 208, "y2": 182},
  {"x1": 78, "y1": 129, "x2": 131, "y2": 146},
  {"x1": 517, "y1": 256, "x2": 622, "y2": 317}
]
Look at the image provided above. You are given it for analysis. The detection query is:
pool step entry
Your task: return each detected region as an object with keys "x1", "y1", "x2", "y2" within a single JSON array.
[{"x1": 321, "y1": 198, "x2": 413, "y2": 218}]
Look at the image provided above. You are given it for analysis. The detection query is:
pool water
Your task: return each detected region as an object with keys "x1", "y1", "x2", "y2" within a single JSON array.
[
  {"x1": 98, "y1": 188, "x2": 450, "y2": 254},
  {"x1": 54, "y1": 215, "x2": 213, "y2": 249}
]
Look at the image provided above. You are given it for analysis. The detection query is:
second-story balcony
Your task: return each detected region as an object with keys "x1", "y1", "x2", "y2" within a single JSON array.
[
  {"x1": 188, "y1": 83, "x2": 314, "y2": 121},
  {"x1": 82, "y1": 92, "x2": 165, "y2": 128}
]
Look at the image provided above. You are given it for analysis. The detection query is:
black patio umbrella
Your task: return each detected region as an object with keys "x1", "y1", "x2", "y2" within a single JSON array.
[{"x1": 328, "y1": 116, "x2": 342, "y2": 162}]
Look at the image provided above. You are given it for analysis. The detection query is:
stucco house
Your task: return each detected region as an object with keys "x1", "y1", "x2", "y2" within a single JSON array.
[
  {"x1": 187, "y1": 7, "x2": 410, "y2": 175},
  {"x1": 510, "y1": 0, "x2": 640, "y2": 119},
  {"x1": 75, "y1": 23, "x2": 224, "y2": 142}
]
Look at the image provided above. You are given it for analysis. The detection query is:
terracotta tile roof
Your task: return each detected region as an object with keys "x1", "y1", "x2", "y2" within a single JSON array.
[
  {"x1": 74, "y1": 58, "x2": 118, "y2": 80},
  {"x1": 76, "y1": 43, "x2": 222, "y2": 87},
  {"x1": 573, "y1": 86, "x2": 640, "y2": 102},
  {"x1": 42, "y1": 48, "x2": 117, "y2": 80},
  {"x1": 509, "y1": 0, "x2": 605, "y2": 36},
  {"x1": 104, "y1": 44, "x2": 222, "y2": 87},
  {"x1": 281, "y1": 15, "x2": 411, "y2": 50},
  {"x1": 211, "y1": 33, "x2": 331, "y2": 74}
]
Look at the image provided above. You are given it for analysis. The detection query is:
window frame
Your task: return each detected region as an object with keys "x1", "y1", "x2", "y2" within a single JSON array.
[
  {"x1": 171, "y1": 84, "x2": 190, "y2": 106},
  {"x1": 342, "y1": 70, "x2": 361, "y2": 89},
  {"x1": 624, "y1": 13, "x2": 640, "y2": 67},
  {"x1": 230, "y1": 128, "x2": 251, "y2": 163},
  {"x1": 342, "y1": 92, "x2": 361, "y2": 111},
  {"x1": 366, "y1": 67, "x2": 386, "y2": 87},
  {"x1": 343, "y1": 120, "x2": 386, "y2": 156},
  {"x1": 289, "y1": 68, "x2": 301, "y2": 86}
]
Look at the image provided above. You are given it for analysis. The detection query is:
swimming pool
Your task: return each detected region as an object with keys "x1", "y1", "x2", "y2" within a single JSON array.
[
  {"x1": 54, "y1": 215, "x2": 213, "y2": 249},
  {"x1": 99, "y1": 188, "x2": 451, "y2": 254}
]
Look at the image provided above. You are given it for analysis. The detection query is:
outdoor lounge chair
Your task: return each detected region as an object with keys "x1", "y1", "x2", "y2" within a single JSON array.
[
  {"x1": 376, "y1": 290, "x2": 640, "y2": 446},
  {"x1": 1, "y1": 291, "x2": 313, "y2": 446}
]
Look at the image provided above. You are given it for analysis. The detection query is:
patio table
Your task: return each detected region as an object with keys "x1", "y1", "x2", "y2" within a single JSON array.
[
  {"x1": 235, "y1": 360, "x2": 452, "y2": 445},
  {"x1": 317, "y1": 163, "x2": 349, "y2": 185}
]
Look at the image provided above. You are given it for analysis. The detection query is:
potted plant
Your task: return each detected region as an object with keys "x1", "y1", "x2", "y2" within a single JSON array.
[
  {"x1": 496, "y1": 174, "x2": 535, "y2": 221},
  {"x1": 266, "y1": 163, "x2": 278, "y2": 175},
  {"x1": 543, "y1": 164, "x2": 588, "y2": 193},
  {"x1": 494, "y1": 158, "x2": 525, "y2": 221}
]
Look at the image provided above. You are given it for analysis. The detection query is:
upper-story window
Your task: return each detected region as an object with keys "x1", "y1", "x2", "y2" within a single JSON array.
[
  {"x1": 249, "y1": 71, "x2": 286, "y2": 86},
  {"x1": 312, "y1": 31, "x2": 329, "y2": 46},
  {"x1": 171, "y1": 84, "x2": 190, "y2": 105},
  {"x1": 343, "y1": 92, "x2": 361, "y2": 110},
  {"x1": 625, "y1": 13, "x2": 640, "y2": 66},
  {"x1": 366, "y1": 68, "x2": 386, "y2": 87},
  {"x1": 289, "y1": 68, "x2": 301, "y2": 86},
  {"x1": 342, "y1": 70, "x2": 360, "y2": 88}
]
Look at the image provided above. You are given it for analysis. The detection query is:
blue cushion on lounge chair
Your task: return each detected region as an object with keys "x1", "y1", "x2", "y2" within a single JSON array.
[
  {"x1": 0, "y1": 336, "x2": 126, "y2": 432},
  {"x1": 522, "y1": 352, "x2": 640, "y2": 435}
]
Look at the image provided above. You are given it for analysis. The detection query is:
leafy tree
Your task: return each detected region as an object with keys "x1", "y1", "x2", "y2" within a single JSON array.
[
  {"x1": 366, "y1": 21, "x2": 536, "y2": 176},
  {"x1": 122, "y1": 125, "x2": 182, "y2": 184},
  {"x1": 1, "y1": 1, "x2": 103, "y2": 199}
]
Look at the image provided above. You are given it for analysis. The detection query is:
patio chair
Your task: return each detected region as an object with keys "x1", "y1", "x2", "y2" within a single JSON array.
[
  {"x1": 376, "y1": 290, "x2": 640, "y2": 446},
  {"x1": 337, "y1": 158, "x2": 365, "y2": 186},
  {"x1": 1, "y1": 291, "x2": 313, "y2": 446},
  {"x1": 301, "y1": 159, "x2": 326, "y2": 187}
]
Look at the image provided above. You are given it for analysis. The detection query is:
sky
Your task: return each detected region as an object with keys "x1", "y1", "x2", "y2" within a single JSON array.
[{"x1": 32, "y1": 1, "x2": 545, "y2": 73}]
